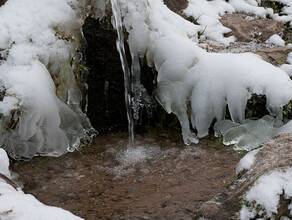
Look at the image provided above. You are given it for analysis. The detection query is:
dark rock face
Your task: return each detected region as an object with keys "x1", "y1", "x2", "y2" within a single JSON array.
[
  {"x1": 82, "y1": 17, "x2": 158, "y2": 133},
  {"x1": 163, "y1": 0, "x2": 188, "y2": 19},
  {"x1": 0, "y1": 0, "x2": 6, "y2": 7},
  {"x1": 83, "y1": 17, "x2": 128, "y2": 133}
]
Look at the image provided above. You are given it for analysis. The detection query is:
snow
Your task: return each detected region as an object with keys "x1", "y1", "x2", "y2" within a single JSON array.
[
  {"x1": 2, "y1": 0, "x2": 292, "y2": 218},
  {"x1": 240, "y1": 168, "x2": 292, "y2": 219},
  {"x1": 0, "y1": 148, "x2": 10, "y2": 178},
  {"x1": 236, "y1": 148, "x2": 259, "y2": 173},
  {"x1": 281, "y1": 51, "x2": 292, "y2": 77},
  {"x1": 265, "y1": 34, "x2": 286, "y2": 47},
  {"x1": 273, "y1": 0, "x2": 292, "y2": 26},
  {"x1": 184, "y1": 0, "x2": 235, "y2": 45},
  {"x1": 0, "y1": 148, "x2": 82, "y2": 220},
  {"x1": 229, "y1": 0, "x2": 273, "y2": 17}
]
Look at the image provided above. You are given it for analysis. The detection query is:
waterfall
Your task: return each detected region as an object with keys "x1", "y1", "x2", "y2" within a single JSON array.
[{"x1": 110, "y1": 0, "x2": 136, "y2": 148}]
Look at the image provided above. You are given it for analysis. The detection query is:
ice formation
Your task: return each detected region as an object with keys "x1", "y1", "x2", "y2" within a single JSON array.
[
  {"x1": 0, "y1": 148, "x2": 82, "y2": 219},
  {"x1": 240, "y1": 168, "x2": 292, "y2": 219},
  {"x1": 214, "y1": 115, "x2": 292, "y2": 151},
  {"x1": 1, "y1": 0, "x2": 292, "y2": 154},
  {"x1": 118, "y1": 0, "x2": 292, "y2": 145},
  {"x1": 0, "y1": 0, "x2": 103, "y2": 159}
]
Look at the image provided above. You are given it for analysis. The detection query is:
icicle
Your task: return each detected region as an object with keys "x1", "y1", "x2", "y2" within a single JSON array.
[{"x1": 131, "y1": 54, "x2": 142, "y2": 120}]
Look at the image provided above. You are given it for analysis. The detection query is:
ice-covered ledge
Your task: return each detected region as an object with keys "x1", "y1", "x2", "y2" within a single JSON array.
[{"x1": 0, "y1": 0, "x2": 109, "y2": 159}]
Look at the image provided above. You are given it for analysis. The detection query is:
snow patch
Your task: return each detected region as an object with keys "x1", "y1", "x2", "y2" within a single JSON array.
[
  {"x1": 184, "y1": 0, "x2": 235, "y2": 45},
  {"x1": 265, "y1": 34, "x2": 286, "y2": 47},
  {"x1": 240, "y1": 168, "x2": 292, "y2": 219},
  {"x1": 236, "y1": 149, "x2": 259, "y2": 173},
  {"x1": 281, "y1": 51, "x2": 292, "y2": 77},
  {"x1": 229, "y1": 0, "x2": 272, "y2": 17}
]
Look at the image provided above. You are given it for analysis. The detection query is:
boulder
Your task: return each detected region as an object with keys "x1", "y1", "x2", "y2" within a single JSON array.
[
  {"x1": 220, "y1": 13, "x2": 284, "y2": 42},
  {"x1": 195, "y1": 133, "x2": 292, "y2": 219}
]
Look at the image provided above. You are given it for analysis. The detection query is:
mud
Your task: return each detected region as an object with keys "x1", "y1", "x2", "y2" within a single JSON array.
[{"x1": 11, "y1": 132, "x2": 240, "y2": 219}]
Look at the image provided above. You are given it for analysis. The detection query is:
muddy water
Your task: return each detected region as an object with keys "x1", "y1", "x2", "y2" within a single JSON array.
[{"x1": 11, "y1": 132, "x2": 239, "y2": 219}]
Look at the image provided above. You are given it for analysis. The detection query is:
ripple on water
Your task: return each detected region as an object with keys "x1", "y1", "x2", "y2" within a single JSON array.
[{"x1": 96, "y1": 138, "x2": 206, "y2": 179}]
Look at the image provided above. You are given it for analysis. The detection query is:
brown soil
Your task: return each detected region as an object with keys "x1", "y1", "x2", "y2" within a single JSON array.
[{"x1": 11, "y1": 132, "x2": 240, "y2": 220}]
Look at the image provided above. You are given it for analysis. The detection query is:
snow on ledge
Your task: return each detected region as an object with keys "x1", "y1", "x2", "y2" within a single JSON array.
[{"x1": 240, "y1": 167, "x2": 292, "y2": 219}]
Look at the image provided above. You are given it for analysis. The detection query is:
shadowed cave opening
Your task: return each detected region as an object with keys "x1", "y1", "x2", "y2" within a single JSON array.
[{"x1": 83, "y1": 17, "x2": 164, "y2": 134}]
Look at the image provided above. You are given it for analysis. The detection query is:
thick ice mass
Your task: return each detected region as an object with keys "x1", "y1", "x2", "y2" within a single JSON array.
[
  {"x1": 0, "y1": 0, "x2": 101, "y2": 159},
  {"x1": 119, "y1": 0, "x2": 292, "y2": 146}
]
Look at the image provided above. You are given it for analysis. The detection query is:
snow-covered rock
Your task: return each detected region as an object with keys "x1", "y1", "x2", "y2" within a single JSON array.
[
  {"x1": 0, "y1": 0, "x2": 103, "y2": 159},
  {"x1": 195, "y1": 133, "x2": 292, "y2": 219}
]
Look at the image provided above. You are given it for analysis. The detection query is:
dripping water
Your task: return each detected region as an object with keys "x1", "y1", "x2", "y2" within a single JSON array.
[
  {"x1": 111, "y1": 0, "x2": 135, "y2": 148},
  {"x1": 131, "y1": 54, "x2": 142, "y2": 121}
]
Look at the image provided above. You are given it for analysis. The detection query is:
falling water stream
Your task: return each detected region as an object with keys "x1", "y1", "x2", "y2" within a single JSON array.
[{"x1": 111, "y1": 0, "x2": 136, "y2": 148}]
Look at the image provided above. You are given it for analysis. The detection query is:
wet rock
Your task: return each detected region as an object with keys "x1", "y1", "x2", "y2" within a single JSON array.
[
  {"x1": 195, "y1": 133, "x2": 292, "y2": 219},
  {"x1": 82, "y1": 17, "x2": 157, "y2": 133},
  {"x1": 220, "y1": 14, "x2": 284, "y2": 42},
  {"x1": 256, "y1": 47, "x2": 292, "y2": 66},
  {"x1": 83, "y1": 17, "x2": 128, "y2": 133}
]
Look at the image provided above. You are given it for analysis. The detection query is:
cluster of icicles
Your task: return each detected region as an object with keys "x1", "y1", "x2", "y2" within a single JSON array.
[
  {"x1": 0, "y1": 0, "x2": 105, "y2": 159},
  {"x1": 1, "y1": 0, "x2": 292, "y2": 159},
  {"x1": 115, "y1": 0, "x2": 292, "y2": 150}
]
